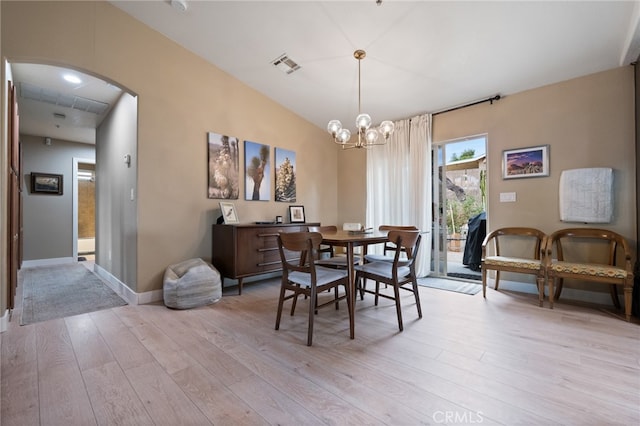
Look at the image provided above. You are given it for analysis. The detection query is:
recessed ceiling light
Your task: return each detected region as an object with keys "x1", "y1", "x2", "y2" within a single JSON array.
[{"x1": 63, "y1": 74, "x2": 82, "y2": 84}]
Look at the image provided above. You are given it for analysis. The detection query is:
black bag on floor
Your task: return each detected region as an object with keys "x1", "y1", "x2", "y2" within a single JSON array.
[{"x1": 462, "y1": 211, "x2": 486, "y2": 272}]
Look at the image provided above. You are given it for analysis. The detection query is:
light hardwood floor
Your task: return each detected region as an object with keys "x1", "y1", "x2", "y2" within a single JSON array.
[{"x1": 2, "y1": 274, "x2": 639, "y2": 425}]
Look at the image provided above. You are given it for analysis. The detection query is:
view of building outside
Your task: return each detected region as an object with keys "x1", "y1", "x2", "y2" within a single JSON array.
[{"x1": 444, "y1": 138, "x2": 486, "y2": 251}]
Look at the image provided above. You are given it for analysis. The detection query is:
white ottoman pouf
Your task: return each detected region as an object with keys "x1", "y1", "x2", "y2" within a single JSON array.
[{"x1": 163, "y1": 258, "x2": 222, "y2": 309}]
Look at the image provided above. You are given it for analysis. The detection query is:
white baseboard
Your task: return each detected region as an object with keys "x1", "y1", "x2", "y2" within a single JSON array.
[
  {"x1": 93, "y1": 264, "x2": 163, "y2": 305},
  {"x1": 488, "y1": 279, "x2": 617, "y2": 306},
  {"x1": 0, "y1": 309, "x2": 9, "y2": 332},
  {"x1": 22, "y1": 257, "x2": 75, "y2": 268}
]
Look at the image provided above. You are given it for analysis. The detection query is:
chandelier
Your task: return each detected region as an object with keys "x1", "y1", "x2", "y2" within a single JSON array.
[{"x1": 327, "y1": 49, "x2": 395, "y2": 149}]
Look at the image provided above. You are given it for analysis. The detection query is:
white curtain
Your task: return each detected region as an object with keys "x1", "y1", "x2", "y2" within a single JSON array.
[{"x1": 366, "y1": 114, "x2": 432, "y2": 277}]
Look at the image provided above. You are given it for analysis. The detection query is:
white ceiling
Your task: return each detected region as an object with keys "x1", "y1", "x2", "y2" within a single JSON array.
[
  {"x1": 11, "y1": 63, "x2": 123, "y2": 144},
  {"x1": 12, "y1": 1, "x2": 640, "y2": 144}
]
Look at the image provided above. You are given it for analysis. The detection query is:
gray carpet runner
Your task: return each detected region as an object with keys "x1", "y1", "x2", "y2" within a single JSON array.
[{"x1": 21, "y1": 263, "x2": 127, "y2": 325}]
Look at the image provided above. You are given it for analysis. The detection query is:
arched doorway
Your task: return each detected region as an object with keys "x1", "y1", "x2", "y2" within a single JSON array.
[{"x1": 6, "y1": 61, "x2": 138, "y2": 318}]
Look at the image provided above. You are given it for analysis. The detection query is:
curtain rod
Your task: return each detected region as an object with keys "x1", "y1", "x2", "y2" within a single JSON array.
[{"x1": 432, "y1": 94, "x2": 501, "y2": 116}]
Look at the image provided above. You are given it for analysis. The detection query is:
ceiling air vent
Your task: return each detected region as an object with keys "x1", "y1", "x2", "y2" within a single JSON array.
[
  {"x1": 19, "y1": 82, "x2": 110, "y2": 115},
  {"x1": 271, "y1": 54, "x2": 301, "y2": 75}
]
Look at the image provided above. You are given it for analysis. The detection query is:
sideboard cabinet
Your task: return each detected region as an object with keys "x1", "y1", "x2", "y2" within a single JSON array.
[{"x1": 212, "y1": 223, "x2": 319, "y2": 294}]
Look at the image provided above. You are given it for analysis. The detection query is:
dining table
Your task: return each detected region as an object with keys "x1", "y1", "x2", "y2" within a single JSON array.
[{"x1": 319, "y1": 228, "x2": 389, "y2": 339}]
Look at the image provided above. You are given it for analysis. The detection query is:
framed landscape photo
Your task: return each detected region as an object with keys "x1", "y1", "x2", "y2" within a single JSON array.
[
  {"x1": 289, "y1": 205, "x2": 305, "y2": 223},
  {"x1": 502, "y1": 145, "x2": 549, "y2": 179},
  {"x1": 31, "y1": 172, "x2": 63, "y2": 195},
  {"x1": 219, "y1": 201, "x2": 239, "y2": 224}
]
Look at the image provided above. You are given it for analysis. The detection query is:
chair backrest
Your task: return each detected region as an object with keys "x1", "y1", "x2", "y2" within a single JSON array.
[
  {"x1": 307, "y1": 226, "x2": 338, "y2": 257},
  {"x1": 546, "y1": 228, "x2": 631, "y2": 267},
  {"x1": 387, "y1": 230, "x2": 421, "y2": 269},
  {"x1": 277, "y1": 231, "x2": 323, "y2": 273},
  {"x1": 482, "y1": 227, "x2": 546, "y2": 260},
  {"x1": 379, "y1": 225, "x2": 419, "y2": 255}
]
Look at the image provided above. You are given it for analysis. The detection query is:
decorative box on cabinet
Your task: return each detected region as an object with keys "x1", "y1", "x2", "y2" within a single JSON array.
[{"x1": 212, "y1": 223, "x2": 320, "y2": 294}]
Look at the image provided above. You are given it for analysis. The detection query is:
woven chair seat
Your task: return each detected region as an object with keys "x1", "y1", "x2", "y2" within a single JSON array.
[
  {"x1": 484, "y1": 256, "x2": 542, "y2": 270},
  {"x1": 549, "y1": 261, "x2": 627, "y2": 279}
]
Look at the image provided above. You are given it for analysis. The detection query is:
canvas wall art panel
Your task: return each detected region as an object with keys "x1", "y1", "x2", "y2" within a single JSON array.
[
  {"x1": 244, "y1": 140, "x2": 271, "y2": 201},
  {"x1": 207, "y1": 132, "x2": 239, "y2": 199},
  {"x1": 275, "y1": 147, "x2": 296, "y2": 202}
]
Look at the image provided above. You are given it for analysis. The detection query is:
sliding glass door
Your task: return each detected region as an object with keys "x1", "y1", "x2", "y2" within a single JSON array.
[{"x1": 431, "y1": 136, "x2": 487, "y2": 280}]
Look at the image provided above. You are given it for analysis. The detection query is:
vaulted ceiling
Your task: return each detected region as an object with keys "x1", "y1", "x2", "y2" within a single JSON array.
[{"x1": 12, "y1": 1, "x2": 640, "y2": 144}]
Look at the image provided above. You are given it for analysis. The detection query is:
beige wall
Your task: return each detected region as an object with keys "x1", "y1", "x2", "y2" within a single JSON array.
[
  {"x1": 338, "y1": 66, "x2": 636, "y2": 293},
  {"x1": 337, "y1": 148, "x2": 367, "y2": 225},
  {"x1": 1, "y1": 1, "x2": 339, "y2": 295},
  {"x1": 0, "y1": 1, "x2": 635, "y2": 308},
  {"x1": 340, "y1": 66, "x2": 635, "y2": 240},
  {"x1": 433, "y1": 66, "x2": 635, "y2": 243}
]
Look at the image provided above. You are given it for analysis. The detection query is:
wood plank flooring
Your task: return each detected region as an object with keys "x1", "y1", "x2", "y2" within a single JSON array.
[{"x1": 2, "y1": 275, "x2": 639, "y2": 425}]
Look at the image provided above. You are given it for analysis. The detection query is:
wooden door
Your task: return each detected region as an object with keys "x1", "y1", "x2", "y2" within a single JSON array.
[{"x1": 7, "y1": 81, "x2": 21, "y2": 311}]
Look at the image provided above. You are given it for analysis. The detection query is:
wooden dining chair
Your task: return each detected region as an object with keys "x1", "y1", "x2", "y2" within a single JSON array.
[
  {"x1": 275, "y1": 231, "x2": 351, "y2": 346},
  {"x1": 363, "y1": 225, "x2": 418, "y2": 263},
  {"x1": 360, "y1": 225, "x2": 419, "y2": 294},
  {"x1": 307, "y1": 225, "x2": 361, "y2": 268},
  {"x1": 354, "y1": 230, "x2": 423, "y2": 331}
]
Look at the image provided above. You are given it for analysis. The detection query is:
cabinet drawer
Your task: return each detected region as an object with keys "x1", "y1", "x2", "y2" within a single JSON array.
[
  {"x1": 211, "y1": 223, "x2": 319, "y2": 284},
  {"x1": 253, "y1": 228, "x2": 300, "y2": 271}
]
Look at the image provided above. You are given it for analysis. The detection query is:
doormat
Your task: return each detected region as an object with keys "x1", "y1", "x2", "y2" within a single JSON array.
[
  {"x1": 418, "y1": 277, "x2": 481, "y2": 295},
  {"x1": 21, "y1": 263, "x2": 127, "y2": 325},
  {"x1": 447, "y1": 272, "x2": 481, "y2": 281}
]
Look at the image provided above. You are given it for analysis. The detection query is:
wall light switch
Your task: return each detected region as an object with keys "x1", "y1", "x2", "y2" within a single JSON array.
[{"x1": 500, "y1": 192, "x2": 517, "y2": 202}]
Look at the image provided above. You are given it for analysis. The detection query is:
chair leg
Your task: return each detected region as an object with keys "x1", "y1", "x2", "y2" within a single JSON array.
[
  {"x1": 275, "y1": 281, "x2": 287, "y2": 330},
  {"x1": 494, "y1": 271, "x2": 501, "y2": 290},
  {"x1": 334, "y1": 286, "x2": 340, "y2": 310},
  {"x1": 482, "y1": 268, "x2": 487, "y2": 298},
  {"x1": 609, "y1": 284, "x2": 621, "y2": 309},
  {"x1": 548, "y1": 276, "x2": 555, "y2": 309},
  {"x1": 374, "y1": 281, "x2": 380, "y2": 306},
  {"x1": 290, "y1": 284, "x2": 300, "y2": 316},
  {"x1": 411, "y1": 277, "x2": 422, "y2": 318},
  {"x1": 307, "y1": 285, "x2": 317, "y2": 346},
  {"x1": 537, "y1": 274, "x2": 544, "y2": 307},
  {"x1": 392, "y1": 283, "x2": 403, "y2": 331},
  {"x1": 358, "y1": 276, "x2": 366, "y2": 300},
  {"x1": 553, "y1": 278, "x2": 564, "y2": 301}
]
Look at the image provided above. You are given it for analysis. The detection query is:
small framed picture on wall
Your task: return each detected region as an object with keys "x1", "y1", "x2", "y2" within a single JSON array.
[{"x1": 31, "y1": 172, "x2": 63, "y2": 195}]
